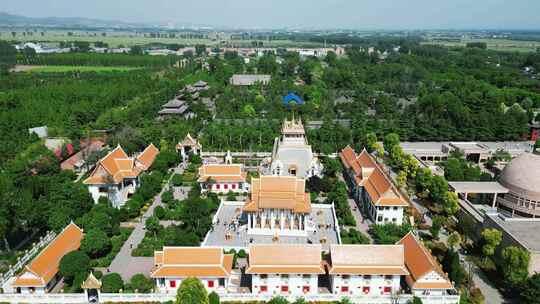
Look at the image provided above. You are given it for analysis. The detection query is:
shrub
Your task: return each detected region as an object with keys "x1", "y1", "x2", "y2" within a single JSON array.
[
  {"x1": 154, "y1": 205, "x2": 166, "y2": 219},
  {"x1": 209, "y1": 291, "x2": 220, "y2": 304},
  {"x1": 102, "y1": 273, "x2": 124, "y2": 293},
  {"x1": 176, "y1": 277, "x2": 208, "y2": 304},
  {"x1": 171, "y1": 174, "x2": 183, "y2": 186},
  {"x1": 130, "y1": 273, "x2": 154, "y2": 293}
]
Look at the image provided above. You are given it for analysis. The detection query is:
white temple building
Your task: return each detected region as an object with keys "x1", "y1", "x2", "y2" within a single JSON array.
[
  {"x1": 243, "y1": 176, "x2": 312, "y2": 237},
  {"x1": 267, "y1": 118, "x2": 323, "y2": 179}
]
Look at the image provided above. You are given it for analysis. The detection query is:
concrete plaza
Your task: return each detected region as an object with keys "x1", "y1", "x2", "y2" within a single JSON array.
[{"x1": 202, "y1": 201, "x2": 341, "y2": 250}]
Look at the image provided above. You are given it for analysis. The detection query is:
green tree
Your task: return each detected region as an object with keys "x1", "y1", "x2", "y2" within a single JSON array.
[
  {"x1": 0, "y1": 41, "x2": 17, "y2": 74},
  {"x1": 443, "y1": 249, "x2": 465, "y2": 287},
  {"x1": 430, "y1": 216, "x2": 444, "y2": 240},
  {"x1": 130, "y1": 273, "x2": 154, "y2": 293},
  {"x1": 521, "y1": 273, "x2": 540, "y2": 304},
  {"x1": 145, "y1": 216, "x2": 161, "y2": 236},
  {"x1": 447, "y1": 231, "x2": 462, "y2": 250},
  {"x1": 481, "y1": 228, "x2": 502, "y2": 261},
  {"x1": 500, "y1": 246, "x2": 530, "y2": 286},
  {"x1": 442, "y1": 191, "x2": 460, "y2": 215},
  {"x1": 383, "y1": 133, "x2": 400, "y2": 153},
  {"x1": 80, "y1": 228, "x2": 111, "y2": 258},
  {"x1": 102, "y1": 273, "x2": 124, "y2": 293},
  {"x1": 59, "y1": 251, "x2": 90, "y2": 283},
  {"x1": 176, "y1": 277, "x2": 208, "y2": 304},
  {"x1": 365, "y1": 132, "x2": 378, "y2": 152}
]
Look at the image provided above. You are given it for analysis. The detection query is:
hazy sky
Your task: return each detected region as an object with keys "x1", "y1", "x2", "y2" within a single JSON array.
[{"x1": 3, "y1": 0, "x2": 540, "y2": 29}]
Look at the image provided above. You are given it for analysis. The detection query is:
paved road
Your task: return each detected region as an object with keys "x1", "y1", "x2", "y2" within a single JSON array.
[
  {"x1": 460, "y1": 252, "x2": 506, "y2": 304},
  {"x1": 338, "y1": 172, "x2": 373, "y2": 241},
  {"x1": 108, "y1": 165, "x2": 188, "y2": 281}
]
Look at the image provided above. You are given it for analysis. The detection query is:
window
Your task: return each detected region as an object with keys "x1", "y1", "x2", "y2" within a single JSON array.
[
  {"x1": 303, "y1": 286, "x2": 310, "y2": 293},
  {"x1": 363, "y1": 286, "x2": 370, "y2": 294},
  {"x1": 260, "y1": 285, "x2": 268, "y2": 292},
  {"x1": 342, "y1": 275, "x2": 350, "y2": 280},
  {"x1": 341, "y1": 286, "x2": 349, "y2": 293},
  {"x1": 384, "y1": 286, "x2": 392, "y2": 293},
  {"x1": 260, "y1": 274, "x2": 268, "y2": 279},
  {"x1": 216, "y1": 184, "x2": 220, "y2": 190},
  {"x1": 384, "y1": 275, "x2": 393, "y2": 280},
  {"x1": 281, "y1": 285, "x2": 289, "y2": 292},
  {"x1": 224, "y1": 184, "x2": 228, "y2": 190},
  {"x1": 169, "y1": 280, "x2": 176, "y2": 288},
  {"x1": 364, "y1": 275, "x2": 371, "y2": 280},
  {"x1": 281, "y1": 274, "x2": 289, "y2": 279},
  {"x1": 159, "y1": 278, "x2": 165, "y2": 286},
  {"x1": 393, "y1": 207, "x2": 398, "y2": 210},
  {"x1": 207, "y1": 280, "x2": 214, "y2": 288},
  {"x1": 302, "y1": 274, "x2": 311, "y2": 279},
  {"x1": 218, "y1": 278, "x2": 225, "y2": 287},
  {"x1": 392, "y1": 218, "x2": 397, "y2": 222},
  {"x1": 232, "y1": 184, "x2": 236, "y2": 189}
]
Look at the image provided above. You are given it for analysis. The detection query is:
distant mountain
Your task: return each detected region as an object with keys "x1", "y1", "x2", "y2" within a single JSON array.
[{"x1": 0, "y1": 11, "x2": 148, "y2": 29}]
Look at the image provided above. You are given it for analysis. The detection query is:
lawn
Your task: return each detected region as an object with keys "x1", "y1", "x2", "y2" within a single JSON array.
[{"x1": 23, "y1": 65, "x2": 141, "y2": 73}]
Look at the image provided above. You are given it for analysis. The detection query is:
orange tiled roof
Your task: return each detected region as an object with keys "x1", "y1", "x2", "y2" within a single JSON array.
[
  {"x1": 13, "y1": 223, "x2": 84, "y2": 287},
  {"x1": 329, "y1": 245, "x2": 409, "y2": 275},
  {"x1": 151, "y1": 247, "x2": 233, "y2": 278},
  {"x1": 83, "y1": 144, "x2": 158, "y2": 185},
  {"x1": 243, "y1": 176, "x2": 311, "y2": 213},
  {"x1": 339, "y1": 147, "x2": 408, "y2": 207},
  {"x1": 397, "y1": 232, "x2": 453, "y2": 290},
  {"x1": 197, "y1": 164, "x2": 247, "y2": 183},
  {"x1": 136, "y1": 143, "x2": 160, "y2": 170},
  {"x1": 246, "y1": 244, "x2": 325, "y2": 274}
]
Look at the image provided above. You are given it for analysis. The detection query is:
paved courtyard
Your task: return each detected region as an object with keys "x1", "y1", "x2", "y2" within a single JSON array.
[{"x1": 202, "y1": 201, "x2": 340, "y2": 250}]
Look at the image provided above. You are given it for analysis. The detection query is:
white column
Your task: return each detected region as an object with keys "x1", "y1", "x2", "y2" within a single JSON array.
[
  {"x1": 280, "y1": 211, "x2": 285, "y2": 230},
  {"x1": 248, "y1": 213, "x2": 252, "y2": 229},
  {"x1": 492, "y1": 193, "x2": 498, "y2": 208},
  {"x1": 261, "y1": 212, "x2": 266, "y2": 229},
  {"x1": 270, "y1": 210, "x2": 275, "y2": 229},
  {"x1": 290, "y1": 213, "x2": 294, "y2": 230}
]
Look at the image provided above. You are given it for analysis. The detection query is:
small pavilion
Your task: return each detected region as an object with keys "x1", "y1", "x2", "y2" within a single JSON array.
[
  {"x1": 176, "y1": 133, "x2": 202, "y2": 160},
  {"x1": 81, "y1": 272, "x2": 102, "y2": 303},
  {"x1": 449, "y1": 181, "x2": 509, "y2": 208}
]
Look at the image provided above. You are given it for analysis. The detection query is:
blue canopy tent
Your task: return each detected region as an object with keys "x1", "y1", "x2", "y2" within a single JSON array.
[{"x1": 282, "y1": 93, "x2": 305, "y2": 106}]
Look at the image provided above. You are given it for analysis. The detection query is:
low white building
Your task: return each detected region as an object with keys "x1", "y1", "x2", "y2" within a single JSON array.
[
  {"x1": 12, "y1": 223, "x2": 84, "y2": 294},
  {"x1": 197, "y1": 164, "x2": 249, "y2": 194},
  {"x1": 398, "y1": 232, "x2": 454, "y2": 296},
  {"x1": 246, "y1": 244, "x2": 324, "y2": 296},
  {"x1": 151, "y1": 247, "x2": 234, "y2": 294},
  {"x1": 340, "y1": 146, "x2": 407, "y2": 225},
  {"x1": 328, "y1": 244, "x2": 408, "y2": 296},
  {"x1": 229, "y1": 74, "x2": 271, "y2": 86},
  {"x1": 83, "y1": 144, "x2": 159, "y2": 207}
]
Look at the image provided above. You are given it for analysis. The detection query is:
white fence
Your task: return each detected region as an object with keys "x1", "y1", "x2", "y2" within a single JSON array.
[
  {"x1": 0, "y1": 292, "x2": 460, "y2": 304},
  {"x1": 0, "y1": 230, "x2": 57, "y2": 290}
]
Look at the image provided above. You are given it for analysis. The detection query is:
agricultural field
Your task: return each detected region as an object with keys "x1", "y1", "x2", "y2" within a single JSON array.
[
  {"x1": 423, "y1": 37, "x2": 540, "y2": 52},
  {"x1": 14, "y1": 65, "x2": 141, "y2": 73},
  {"x1": 0, "y1": 30, "x2": 323, "y2": 48}
]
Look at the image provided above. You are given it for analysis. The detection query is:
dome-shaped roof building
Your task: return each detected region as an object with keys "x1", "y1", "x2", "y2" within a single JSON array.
[{"x1": 498, "y1": 152, "x2": 540, "y2": 217}]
